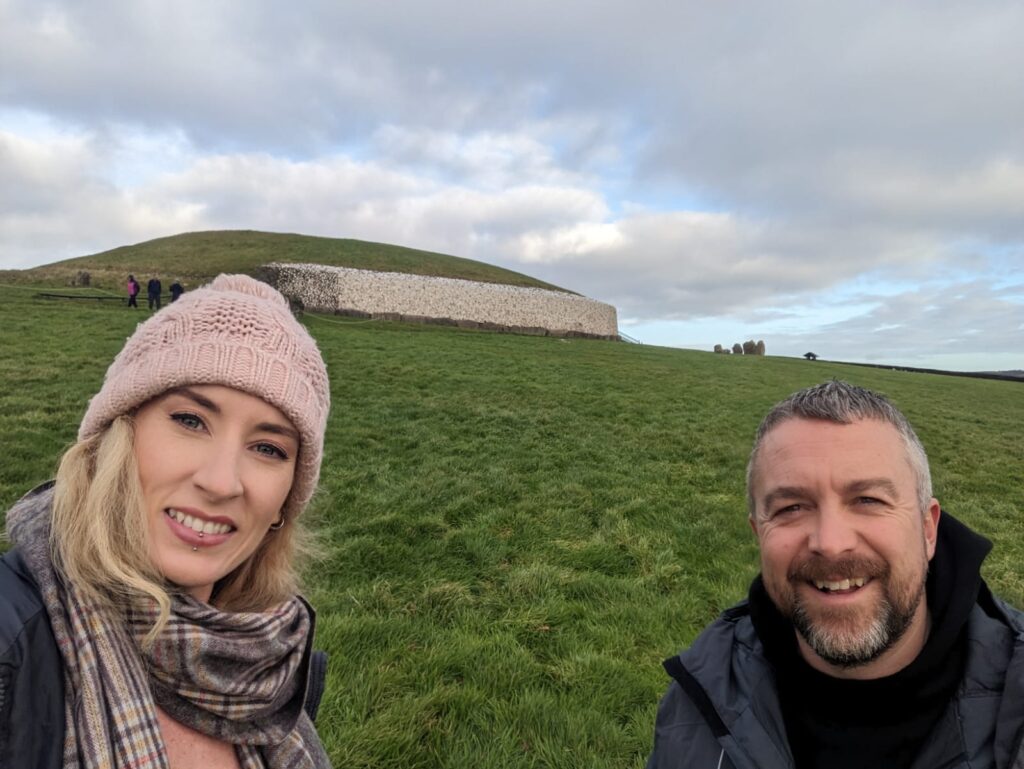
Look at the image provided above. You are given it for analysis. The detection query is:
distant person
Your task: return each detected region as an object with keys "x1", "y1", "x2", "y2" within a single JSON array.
[
  {"x1": 147, "y1": 275, "x2": 162, "y2": 310},
  {"x1": 0, "y1": 275, "x2": 332, "y2": 767},
  {"x1": 647, "y1": 380, "x2": 1024, "y2": 769},
  {"x1": 170, "y1": 279, "x2": 185, "y2": 302},
  {"x1": 126, "y1": 274, "x2": 140, "y2": 308}
]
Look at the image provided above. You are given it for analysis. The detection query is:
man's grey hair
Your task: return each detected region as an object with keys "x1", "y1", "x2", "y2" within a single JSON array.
[{"x1": 746, "y1": 380, "x2": 933, "y2": 517}]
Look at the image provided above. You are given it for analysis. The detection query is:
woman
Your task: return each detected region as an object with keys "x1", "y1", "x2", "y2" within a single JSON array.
[
  {"x1": 127, "y1": 273, "x2": 140, "y2": 308},
  {"x1": 0, "y1": 275, "x2": 332, "y2": 768}
]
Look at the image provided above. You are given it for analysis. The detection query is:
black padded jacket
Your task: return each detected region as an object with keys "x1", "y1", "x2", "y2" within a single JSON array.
[
  {"x1": 0, "y1": 547, "x2": 329, "y2": 769},
  {"x1": 646, "y1": 584, "x2": 1024, "y2": 769},
  {"x1": 0, "y1": 547, "x2": 65, "y2": 769}
]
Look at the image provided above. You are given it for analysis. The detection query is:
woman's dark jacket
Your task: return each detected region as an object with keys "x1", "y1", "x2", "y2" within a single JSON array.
[
  {"x1": 1, "y1": 490, "x2": 329, "y2": 769},
  {"x1": 0, "y1": 547, "x2": 64, "y2": 768}
]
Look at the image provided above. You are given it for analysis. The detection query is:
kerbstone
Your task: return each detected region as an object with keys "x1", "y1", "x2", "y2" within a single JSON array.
[{"x1": 259, "y1": 263, "x2": 619, "y2": 339}]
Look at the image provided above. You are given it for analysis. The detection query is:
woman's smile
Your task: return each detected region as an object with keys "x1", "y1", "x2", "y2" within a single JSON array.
[{"x1": 163, "y1": 507, "x2": 236, "y2": 547}]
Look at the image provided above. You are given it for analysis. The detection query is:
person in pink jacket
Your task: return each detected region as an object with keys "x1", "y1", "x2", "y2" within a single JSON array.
[{"x1": 126, "y1": 274, "x2": 140, "y2": 308}]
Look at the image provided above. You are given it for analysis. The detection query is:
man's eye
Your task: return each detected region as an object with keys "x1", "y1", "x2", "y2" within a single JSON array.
[
  {"x1": 857, "y1": 497, "x2": 883, "y2": 505},
  {"x1": 772, "y1": 504, "x2": 802, "y2": 517},
  {"x1": 171, "y1": 412, "x2": 205, "y2": 431}
]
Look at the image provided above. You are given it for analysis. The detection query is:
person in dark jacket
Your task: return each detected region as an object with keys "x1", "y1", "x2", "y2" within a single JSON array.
[
  {"x1": 648, "y1": 380, "x2": 1024, "y2": 769},
  {"x1": 1, "y1": 275, "x2": 332, "y2": 768},
  {"x1": 169, "y1": 279, "x2": 184, "y2": 302},
  {"x1": 146, "y1": 275, "x2": 162, "y2": 310}
]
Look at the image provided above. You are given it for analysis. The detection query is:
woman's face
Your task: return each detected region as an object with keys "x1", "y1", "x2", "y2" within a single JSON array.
[{"x1": 133, "y1": 384, "x2": 298, "y2": 603}]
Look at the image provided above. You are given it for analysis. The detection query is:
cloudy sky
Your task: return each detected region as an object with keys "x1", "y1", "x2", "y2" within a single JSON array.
[{"x1": 2, "y1": 1, "x2": 1022, "y2": 371}]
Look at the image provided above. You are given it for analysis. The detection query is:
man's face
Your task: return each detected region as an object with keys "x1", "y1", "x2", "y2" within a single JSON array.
[{"x1": 749, "y1": 417, "x2": 940, "y2": 676}]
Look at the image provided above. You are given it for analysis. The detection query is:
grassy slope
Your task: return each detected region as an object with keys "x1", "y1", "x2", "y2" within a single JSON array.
[
  {"x1": 1, "y1": 285, "x2": 1022, "y2": 767},
  {"x1": 1, "y1": 230, "x2": 568, "y2": 292}
]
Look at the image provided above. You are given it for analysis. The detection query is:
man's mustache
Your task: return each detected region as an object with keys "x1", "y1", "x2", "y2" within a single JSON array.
[{"x1": 788, "y1": 555, "x2": 888, "y2": 583}]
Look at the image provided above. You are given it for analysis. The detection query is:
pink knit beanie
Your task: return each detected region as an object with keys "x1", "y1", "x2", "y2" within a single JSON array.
[{"x1": 79, "y1": 274, "x2": 330, "y2": 520}]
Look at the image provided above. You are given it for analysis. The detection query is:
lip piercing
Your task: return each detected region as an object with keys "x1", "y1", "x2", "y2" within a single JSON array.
[
  {"x1": 192, "y1": 546, "x2": 198, "y2": 552},
  {"x1": 199, "y1": 532, "x2": 204, "y2": 538}
]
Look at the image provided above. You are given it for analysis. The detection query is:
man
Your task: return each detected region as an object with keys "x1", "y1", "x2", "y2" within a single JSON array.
[
  {"x1": 647, "y1": 380, "x2": 1024, "y2": 768},
  {"x1": 147, "y1": 275, "x2": 162, "y2": 310},
  {"x1": 169, "y1": 279, "x2": 185, "y2": 302}
]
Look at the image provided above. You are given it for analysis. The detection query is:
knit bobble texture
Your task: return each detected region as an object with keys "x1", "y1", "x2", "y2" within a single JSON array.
[{"x1": 79, "y1": 274, "x2": 330, "y2": 520}]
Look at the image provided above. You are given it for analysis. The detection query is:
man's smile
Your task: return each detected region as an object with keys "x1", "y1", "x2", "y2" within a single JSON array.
[{"x1": 812, "y1": 576, "x2": 869, "y2": 593}]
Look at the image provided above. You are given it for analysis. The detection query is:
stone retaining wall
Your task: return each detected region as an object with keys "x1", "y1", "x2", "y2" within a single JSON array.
[{"x1": 258, "y1": 263, "x2": 619, "y2": 339}]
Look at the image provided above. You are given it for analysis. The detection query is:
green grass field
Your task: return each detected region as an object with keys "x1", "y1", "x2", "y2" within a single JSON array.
[
  {"x1": 0, "y1": 230, "x2": 568, "y2": 293},
  {"x1": 1, "y1": 282, "x2": 1022, "y2": 767}
]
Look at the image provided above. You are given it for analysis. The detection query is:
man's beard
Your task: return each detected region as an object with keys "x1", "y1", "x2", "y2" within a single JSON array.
[{"x1": 775, "y1": 554, "x2": 927, "y2": 669}]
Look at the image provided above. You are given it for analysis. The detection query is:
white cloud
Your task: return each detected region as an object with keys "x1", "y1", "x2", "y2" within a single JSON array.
[
  {"x1": 370, "y1": 124, "x2": 590, "y2": 189},
  {"x1": 0, "y1": 128, "x2": 199, "y2": 266},
  {"x1": 2, "y1": 0, "x2": 1024, "y2": 369},
  {"x1": 0, "y1": 126, "x2": 611, "y2": 268}
]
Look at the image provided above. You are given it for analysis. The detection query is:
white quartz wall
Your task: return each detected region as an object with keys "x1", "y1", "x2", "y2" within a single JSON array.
[{"x1": 261, "y1": 262, "x2": 619, "y2": 338}]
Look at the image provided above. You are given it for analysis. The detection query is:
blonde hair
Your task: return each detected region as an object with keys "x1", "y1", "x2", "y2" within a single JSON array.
[{"x1": 51, "y1": 414, "x2": 312, "y2": 641}]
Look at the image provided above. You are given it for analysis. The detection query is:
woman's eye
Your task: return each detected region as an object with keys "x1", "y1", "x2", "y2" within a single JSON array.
[
  {"x1": 254, "y1": 442, "x2": 289, "y2": 460},
  {"x1": 171, "y1": 412, "x2": 205, "y2": 431}
]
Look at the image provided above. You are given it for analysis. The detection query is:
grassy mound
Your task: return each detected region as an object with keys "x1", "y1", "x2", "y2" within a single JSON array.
[
  {"x1": 1, "y1": 284, "x2": 1021, "y2": 767},
  {"x1": 2, "y1": 230, "x2": 568, "y2": 293}
]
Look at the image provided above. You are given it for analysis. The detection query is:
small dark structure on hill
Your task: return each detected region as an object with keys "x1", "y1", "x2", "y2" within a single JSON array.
[{"x1": 804, "y1": 352, "x2": 819, "y2": 361}]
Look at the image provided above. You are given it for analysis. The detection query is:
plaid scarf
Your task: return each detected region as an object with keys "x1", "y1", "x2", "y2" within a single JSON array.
[{"x1": 6, "y1": 485, "x2": 331, "y2": 769}]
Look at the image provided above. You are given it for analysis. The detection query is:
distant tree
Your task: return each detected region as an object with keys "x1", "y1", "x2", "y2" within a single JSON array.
[
  {"x1": 732, "y1": 343, "x2": 743, "y2": 355},
  {"x1": 804, "y1": 352, "x2": 818, "y2": 361},
  {"x1": 742, "y1": 339, "x2": 756, "y2": 355},
  {"x1": 756, "y1": 340, "x2": 766, "y2": 356}
]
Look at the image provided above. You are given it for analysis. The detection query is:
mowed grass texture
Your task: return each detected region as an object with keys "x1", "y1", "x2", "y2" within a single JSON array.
[{"x1": 1, "y1": 284, "x2": 1022, "y2": 768}]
